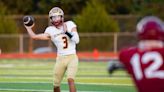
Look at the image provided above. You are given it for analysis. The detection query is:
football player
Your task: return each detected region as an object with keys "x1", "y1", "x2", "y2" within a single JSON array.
[
  {"x1": 24, "y1": 7, "x2": 80, "y2": 92},
  {"x1": 119, "y1": 16, "x2": 164, "y2": 92}
]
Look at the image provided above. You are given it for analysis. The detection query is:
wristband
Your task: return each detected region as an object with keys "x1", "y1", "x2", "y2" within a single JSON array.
[{"x1": 65, "y1": 31, "x2": 73, "y2": 38}]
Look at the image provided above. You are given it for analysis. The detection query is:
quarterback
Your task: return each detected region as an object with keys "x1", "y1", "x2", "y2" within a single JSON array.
[
  {"x1": 24, "y1": 7, "x2": 79, "y2": 92},
  {"x1": 119, "y1": 16, "x2": 164, "y2": 92}
]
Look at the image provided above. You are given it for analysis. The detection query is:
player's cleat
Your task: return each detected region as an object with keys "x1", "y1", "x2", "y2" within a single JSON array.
[{"x1": 23, "y1": 15, "x2": 34, "y2": 27}]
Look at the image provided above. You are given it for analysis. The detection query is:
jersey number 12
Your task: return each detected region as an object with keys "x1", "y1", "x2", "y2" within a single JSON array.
[{"x1": 130, "y1": 51, "x2": 164, "y2": 80}]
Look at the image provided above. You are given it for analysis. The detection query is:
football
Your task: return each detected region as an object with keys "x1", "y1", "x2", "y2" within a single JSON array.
[{"x1": 23, "y1": 16, "x2": 34, "y2": 27}]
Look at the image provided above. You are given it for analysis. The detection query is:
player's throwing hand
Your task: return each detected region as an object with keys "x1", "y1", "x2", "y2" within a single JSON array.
[{"x1": 23, "y1": 16, "x2": 35, "y2": 28}]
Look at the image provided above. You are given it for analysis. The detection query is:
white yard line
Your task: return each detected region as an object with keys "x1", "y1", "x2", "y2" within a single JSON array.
[
  {"x1": 0, "y1": 88, "x2": 110, "y2": 92},
  {"x1": 0, "y1": 76, "x2": 130, "y2": 80},
  {"x1": 76, "y1": 82, "x2": 133, "y2": 86},
  {"x1": 0, "y1": 89, "x2": 51, "y2": 92},
  {"x1": 0, "y1": 76, "x2": 52, "y2": 79},
  {"x1": 0, "y1": 81, "x2": 133, "y2": 86},
  {"x1": 76, "y1": 77, "x2": 130, "y2": 79}
]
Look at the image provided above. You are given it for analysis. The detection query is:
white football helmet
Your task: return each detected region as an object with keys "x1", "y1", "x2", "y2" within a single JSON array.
[
  {"x1": 49, "y1": 7, "x2": 64, "y2": 18},
  {"x1": 49, "y1": 7, "x2": 64, "y2": 26}
]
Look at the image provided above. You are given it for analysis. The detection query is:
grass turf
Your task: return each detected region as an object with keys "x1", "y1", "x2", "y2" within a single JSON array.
[{"x1": 0, "y1": 59, "x2": 136, "y2": 92}]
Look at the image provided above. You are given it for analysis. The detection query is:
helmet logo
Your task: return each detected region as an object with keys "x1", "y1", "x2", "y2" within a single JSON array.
[{"x1": 52, "y1": 9, "x2": 61, "y2": 14}]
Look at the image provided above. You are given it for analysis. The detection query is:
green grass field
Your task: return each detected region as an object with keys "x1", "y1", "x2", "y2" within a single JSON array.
[{"x1": 0, "y1": 59, "x2": 137, "y2": 92}]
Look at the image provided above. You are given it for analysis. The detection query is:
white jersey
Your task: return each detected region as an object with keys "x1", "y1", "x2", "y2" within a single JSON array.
[{"x1": 44, "y1": 21, "x2": 79, "y2": 56}]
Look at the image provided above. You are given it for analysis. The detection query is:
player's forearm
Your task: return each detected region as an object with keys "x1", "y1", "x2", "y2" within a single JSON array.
[
  {"x1": 26, "y1": 27, "x2": 50, "y2": 40},
  {"x1": 25, "y1": 27, "x2": 37, "y2": 39}
]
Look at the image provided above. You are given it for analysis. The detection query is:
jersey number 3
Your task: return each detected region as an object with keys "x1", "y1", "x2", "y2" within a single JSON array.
[
  {"x1": 62, "y1": 36, "x2": 68, "y2": 49},
  {"x1": 130, "y1": 51, "x2": 164, "y2": 80}
]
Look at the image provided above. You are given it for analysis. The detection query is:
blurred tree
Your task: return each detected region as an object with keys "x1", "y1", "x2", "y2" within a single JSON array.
[
  {"x1": 0, "y1": 0, "x2": 34, "y2": 14},
  {"x1": 34, "y1": 0, "x2": 86, "y2": 15},
  {"x1": 0, "y1": 3, "x2": 18, "y2": 34},
  {"x1": 102, "y1": 0, "x2": 134, "y2": 14},
  {"x1": 133, "y1": 0, "x2": 164, "y2": 17},
  {"x1": 100, "y1": 0, "x2": 164, "y2": 17},
  {"x1": 33, "y1": 0, "x2": 59, "y2": 14},
  {"x1": 0, "y1": 0, "x2": 86, "y2": 15},
  {"x1": 0, "y1": 3, "x2": 19, "y2": 52},
  {"x1": 73, "y1": 0, "x2": 119, "y2": 32},
  {"x1": 60, "y1": 0, "x2": 87, "y2": 15}
]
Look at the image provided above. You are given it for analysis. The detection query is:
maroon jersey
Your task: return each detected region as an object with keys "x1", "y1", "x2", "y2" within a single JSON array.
[{"x1": 119, "y1": 47, "x2": 164, "y2": 92}]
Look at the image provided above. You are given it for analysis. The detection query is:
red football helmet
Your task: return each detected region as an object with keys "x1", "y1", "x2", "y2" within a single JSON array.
[{"x1": 136, "y1": 16, "x2": 164, "y2": 41}]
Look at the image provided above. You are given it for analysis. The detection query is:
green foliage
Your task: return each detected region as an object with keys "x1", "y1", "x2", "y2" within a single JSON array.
[
  {"x1": 0, "y1": 3, "x2": 19, "y2": 53},
  {"x1": 60, "y1": 0, "x2": 86, "y2": 14},
  {"x1": 134, "y1": 1, "x2": 164, "y2": 17},
  {"x1": 102, "y1": 0, "x2": 134, "y2": 14},
  {"x1": 73, "y1": 0, "x2": 119, "y2": 32},
  {"x1": 0, "y1": 4, "x2": 18, "y2": 34},
  {"x1": 0, "y1": 0, "x2": 34, "y2": 14},
  {"x1": 0, "y1": 0, "x2": 164, "y2": 16},
  {"x1": 32, "y1": 0, "x2": 55, "y2": 14}
]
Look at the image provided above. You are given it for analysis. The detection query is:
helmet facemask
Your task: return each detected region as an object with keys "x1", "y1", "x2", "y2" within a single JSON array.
[
  {"x1": 50, "y1": 15, "x2": 64, "y2": 27},
  {"x1": 49, "y1": 7, "x2": 64, "y2": 27}
]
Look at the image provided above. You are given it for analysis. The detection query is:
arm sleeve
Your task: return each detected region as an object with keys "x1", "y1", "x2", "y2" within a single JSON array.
[
  {"x1": 44, "y1": 27, "x2": 50, "y2": 35},
  {"x1": 66, "y1": 21, "x2": 79, "y2": 44},
  {"x1": 70, "y1": 31, "x2": 80, "y2": 44}
]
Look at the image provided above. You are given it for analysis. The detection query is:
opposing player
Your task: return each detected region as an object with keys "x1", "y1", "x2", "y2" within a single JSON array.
[
  {"x1": 119, "y1": 16, "x2": 164, "y2": 92},
  {"x1": 23, "y1": 7, "x2": 80, "y2": 92}
]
